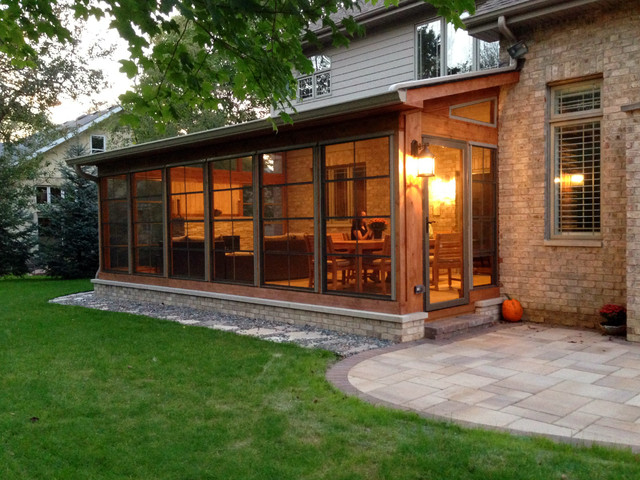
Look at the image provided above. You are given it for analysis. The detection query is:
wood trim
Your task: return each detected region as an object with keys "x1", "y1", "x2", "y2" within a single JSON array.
[{"x1": 405, "y1": 71, "x2": 520, "y2": 108}]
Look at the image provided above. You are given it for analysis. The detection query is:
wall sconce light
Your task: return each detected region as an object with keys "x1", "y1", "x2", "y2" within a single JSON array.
[
  {"x1": 411, "y1": 140, "x2": 435, "y2": 177},
  {"x1": 507, "y1": 40, "x2": 528, "y2": 59}
]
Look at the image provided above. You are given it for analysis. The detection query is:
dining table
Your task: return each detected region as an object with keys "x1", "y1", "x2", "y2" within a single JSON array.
[{"x1": 331, "y1": 239, "x2": 385, "y2": 292}]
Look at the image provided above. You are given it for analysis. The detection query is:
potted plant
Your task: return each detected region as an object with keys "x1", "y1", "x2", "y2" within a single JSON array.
[
  {"x1": 598, "y1": 304, "x2": 627, "y2": 336},
  {"x1": 368, "y1": 218, "x2": 388, "y2": 239}
]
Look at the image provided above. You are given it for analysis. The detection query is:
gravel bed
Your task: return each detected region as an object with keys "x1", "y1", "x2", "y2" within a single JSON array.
[{"x1": 51, "y1": 292, "x2": 393, "y2": 357}]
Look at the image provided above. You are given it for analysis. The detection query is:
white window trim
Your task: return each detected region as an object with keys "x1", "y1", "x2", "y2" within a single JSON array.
[
  {"x1": 91, "y1": 134, "x2": 107, "y2": 154},
  {"x1": 415, "y1": 17, "x2": 500, "y2": 80},
  {"x1": 36, "y1": 185, "x2": 64, "y2": 205},
  {"x1": 296, "y1": 55, "x2": 331, "y2": 102},
  {"x1": 547, "y1": 79, "x2": 602, "y2": 241}
]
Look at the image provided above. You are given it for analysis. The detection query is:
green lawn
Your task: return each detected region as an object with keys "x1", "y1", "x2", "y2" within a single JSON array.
[{"x1": 1, "y1": 278, "x2": 639, "y2": 479}]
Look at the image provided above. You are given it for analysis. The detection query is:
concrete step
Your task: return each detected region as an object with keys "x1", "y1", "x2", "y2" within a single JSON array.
[{"x1": 424, "y1": 313, "x2": 497, "y2": 340}]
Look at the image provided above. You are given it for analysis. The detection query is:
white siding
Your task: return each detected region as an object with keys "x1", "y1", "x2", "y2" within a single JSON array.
[{"x1": 288, "y1": 21, "x2": 419, "y2": 113}]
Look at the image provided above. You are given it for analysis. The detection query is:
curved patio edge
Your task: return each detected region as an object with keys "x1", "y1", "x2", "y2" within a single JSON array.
[{"x1": 326, "y1": 325, "x2": 640, "y2": 453}]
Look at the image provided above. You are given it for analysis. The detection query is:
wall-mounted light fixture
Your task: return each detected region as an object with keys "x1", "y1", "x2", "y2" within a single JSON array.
[
  {"x1": 411, "y1": 140, "x2": 435, "y2": 177},
  {"x1": 507, "y1": 40, "x2": 528, "y2": 59}
]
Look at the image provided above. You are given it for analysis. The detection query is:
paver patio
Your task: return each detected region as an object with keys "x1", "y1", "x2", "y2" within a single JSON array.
[{"x1": 327, "y1": 323, "x2": 640, "y2": 452}]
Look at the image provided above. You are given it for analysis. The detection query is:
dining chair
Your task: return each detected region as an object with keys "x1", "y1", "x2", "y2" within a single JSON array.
[
  {"x1": 326, "y1": 235, "x2": 356, "y2": 289},
  {"x1": 370, "y1": 235, "x2": 392, "y2": 294},
  {"x1": 430, "y1": 232, "x2": 463, "y2": 291},
  {"x1": 304, "y1": 234, "x2": 315, "y2": 288}
]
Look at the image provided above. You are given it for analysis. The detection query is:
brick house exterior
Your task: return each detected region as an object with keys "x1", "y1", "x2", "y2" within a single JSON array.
[
  {"x1": 68, "y1": 0, "x2": 640, "y2": 342},
  {"x1": 467, "y1": 1, "x2": 639, "y2": 336}
]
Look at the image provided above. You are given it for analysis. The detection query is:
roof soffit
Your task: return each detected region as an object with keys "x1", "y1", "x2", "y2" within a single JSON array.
[
  {"x1": 401, "y1": 70, "x2": 520, "y2": 108},
  {"x1": 465, "y1": 0, "x2": 609, "y2": 41}
]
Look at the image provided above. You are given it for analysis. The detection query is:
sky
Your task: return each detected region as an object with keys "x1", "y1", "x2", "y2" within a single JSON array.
[{"x1": 48, "y1": 16, "x2": 134, "y2": 125}]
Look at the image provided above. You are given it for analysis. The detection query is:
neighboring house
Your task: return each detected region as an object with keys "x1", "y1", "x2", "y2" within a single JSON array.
[
  {"x1": 68, "y1": 0, "x2": 640, "y2": 343},
  {"x1": 32, "y1": 106, "x2": 129, "y2": 245}
]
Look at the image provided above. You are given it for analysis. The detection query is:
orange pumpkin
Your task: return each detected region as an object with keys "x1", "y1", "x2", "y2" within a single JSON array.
[{"x1": 502, "y1": 298, "x2": 523, "y2": 322}]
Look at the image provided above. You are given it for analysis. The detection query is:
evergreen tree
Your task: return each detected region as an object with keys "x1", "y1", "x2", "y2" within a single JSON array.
[
  {"x1": 38, "y1": 146, "x2": 99, "y2": 278},
  {"x1": 0, "y1": 149, "x2": 38, "y2": 276}
]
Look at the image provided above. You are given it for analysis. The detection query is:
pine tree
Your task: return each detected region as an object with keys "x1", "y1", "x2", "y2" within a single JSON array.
[
  {"x1": 0, "y1": 150, "x2": 38, "y2": 276},
  {"x1": 38, "y1": 146, "x2": 99, "y2": 278}
]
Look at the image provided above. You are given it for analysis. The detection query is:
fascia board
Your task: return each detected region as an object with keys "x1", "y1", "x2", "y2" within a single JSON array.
[
  {"x1": 466, "y1": 0, "x2": 602, "y2": 40},
  {"x1": 66, "y1": 92, "x2": 404, "y2": 167}
]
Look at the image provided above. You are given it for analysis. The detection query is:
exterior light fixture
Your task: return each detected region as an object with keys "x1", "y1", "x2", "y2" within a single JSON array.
[
  {"x1": 507, "y1": 40, "x2": 528, "y2": 59},
  {"x1": 411, "y1": 140, "x2": 435, "y2": 177}
]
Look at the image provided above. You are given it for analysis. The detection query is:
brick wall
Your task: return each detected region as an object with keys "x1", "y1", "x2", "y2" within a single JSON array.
[
  {"x1": 498, "y1": 5, "x2": 638, "y2": 328},
  {"x1": 626, "y1": 108, "x2": 640, "y2": 341}
]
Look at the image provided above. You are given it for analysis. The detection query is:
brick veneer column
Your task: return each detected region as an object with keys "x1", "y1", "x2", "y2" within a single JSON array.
[{"x1": 625, "y1": 106, "x2": 640, "y2": 341}]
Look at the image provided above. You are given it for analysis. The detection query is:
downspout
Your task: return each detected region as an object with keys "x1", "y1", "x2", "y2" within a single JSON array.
[
  {"x1": 74, "y1": 164, "x2": 99, "y2": 183},
  {"x1": 497, "y1": 15, "x2": 518, "y2": 45}
]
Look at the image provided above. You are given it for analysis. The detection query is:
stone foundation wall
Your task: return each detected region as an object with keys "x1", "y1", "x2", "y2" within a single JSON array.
[{"x1": 93, "y1": 280, "x2": 425, "y2": 342}]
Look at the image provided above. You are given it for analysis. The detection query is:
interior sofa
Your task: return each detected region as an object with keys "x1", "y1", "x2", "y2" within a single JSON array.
[{"x1": 169, "y1": 233, "x2": 310, "y2": 283}]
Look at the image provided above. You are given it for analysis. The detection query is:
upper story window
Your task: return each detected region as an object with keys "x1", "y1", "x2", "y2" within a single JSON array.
[
  {"x1": 36, "y1": 186, "x2": 62, "y2": 205},
  {"x1": 91, "y1": 135, "x2": 106, "y2": 153},
  {"x1": 297, "y1": 55, "x2": 331, "y2": 101},
  {"x1": 548, "y1": 79, "x2": 602, "y2": 238},
  {"x1": 417, "y1": 18, "x2": 499, "y2": 79}
]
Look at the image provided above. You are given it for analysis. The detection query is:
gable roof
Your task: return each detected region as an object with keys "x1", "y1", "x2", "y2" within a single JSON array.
[{"x1": 34, "y1": 105, "x2": 122, "y2": 157}]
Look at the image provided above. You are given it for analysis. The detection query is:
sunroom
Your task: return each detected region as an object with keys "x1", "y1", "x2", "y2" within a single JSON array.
[{"x1": 71, "y1": 70, "x2": 519, "y2": 341}]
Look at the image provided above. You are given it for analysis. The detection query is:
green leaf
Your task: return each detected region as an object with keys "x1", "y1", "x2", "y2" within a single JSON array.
[{"x1": 119, "y1": 59, "x2": 139, "y2": 78}]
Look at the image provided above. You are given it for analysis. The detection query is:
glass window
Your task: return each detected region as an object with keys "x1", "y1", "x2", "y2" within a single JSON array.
[
  {"x1": 324, "y1": 137, "x2": 392, "y2": 297},
  {"x1": 450, "y1": 98, "x2": 497, "y2": 126},
  {"x1": 261, "y1": 149, "x2": 314, "y2": 289},
  {"x1": 36, "y1": 186, "x2": 62, "y2": 204},
  {"x1": 169, "y1": 165, "x2": 205, "y2": 280},
  {"x1": 133, "y1": 170, "x2": 163, "y2": 274},
  {"x1": 91, "y1": 135, "x2": 106, "y2": 153},
  {"x1": 417, "y1": 18, "x2": 500, "y2": 79},
  {"x1": 446, "y1": 23, "x2": 473, "y2": 75},
  {"x1": 211, "y1": 157, "x2": 254, "y2": 284},
  {"x1": 417, "y1": 20, "x2": 441, "y2": 79},
  {"x1": 471, "y1": 147, "x2": 497, "y2": 287},
  {"x1": 549, "y1": 80, "x2": 602, "y2": 237},
  {"x1": 101, "y1": 175, "x2": 129, "y2": 272},
  {"x1": 297, "y1": 55, "x2": 331, "y2": 101}
]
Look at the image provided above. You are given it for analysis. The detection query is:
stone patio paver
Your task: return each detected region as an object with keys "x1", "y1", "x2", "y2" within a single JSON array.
[{"x1": 328, "y1": 324, "x2": 640, "y2": 452}]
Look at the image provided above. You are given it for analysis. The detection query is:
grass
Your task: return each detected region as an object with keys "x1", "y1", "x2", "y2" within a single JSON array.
[{"x1": 1, "y1": 278, "x2": 639, "y2": 479}]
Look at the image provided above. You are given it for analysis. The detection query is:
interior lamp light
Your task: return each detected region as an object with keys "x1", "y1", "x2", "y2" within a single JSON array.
[
  {"x1": 554, "y1": 173, "x2": 585, "y2": 187},
  {"x1": 411, "y1": 140, "x2": 435, "y2": 177}
]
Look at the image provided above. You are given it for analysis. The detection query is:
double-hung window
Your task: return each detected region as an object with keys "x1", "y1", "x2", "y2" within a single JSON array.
[
  {"x1": 297, "y1": 55, "x2": 331, "y2": 101},
  {"x1": 417, "y1": 17, "x2": 499, "y2": 79},
  {"x1": 548, "y1": 79, "x2": 602, "y2": 238}
]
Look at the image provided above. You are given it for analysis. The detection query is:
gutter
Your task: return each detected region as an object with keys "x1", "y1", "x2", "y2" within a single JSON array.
[
  {"x1": 388, "y1": 63, "x2": 520, "y2": 93},
  {"x1": 66, "y1": 91, "x2": 405, "y2": 167},
  {"x1": 466, "y1": 0, "x2": 601, "y2": 40},
  {"x1": 310, "y1": 1, "x2": 432, "y2": 44}
]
